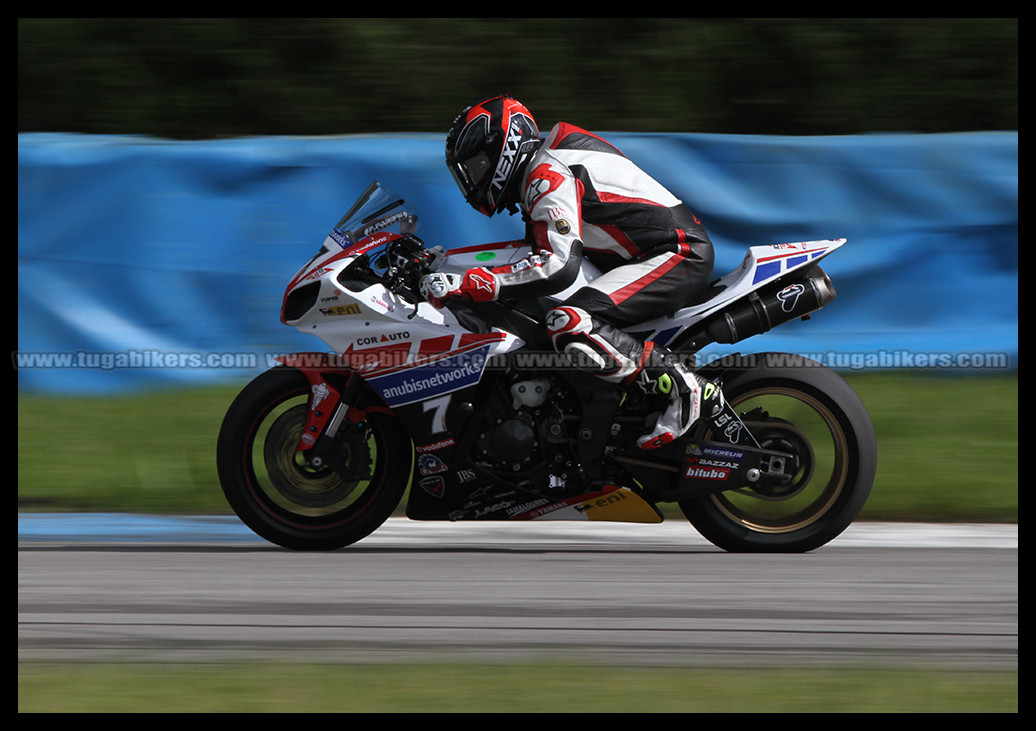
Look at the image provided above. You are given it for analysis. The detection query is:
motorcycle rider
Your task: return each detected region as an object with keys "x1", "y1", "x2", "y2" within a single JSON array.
[{"x1": 421, "y1": 95, "x2": 723, "y2": 449}]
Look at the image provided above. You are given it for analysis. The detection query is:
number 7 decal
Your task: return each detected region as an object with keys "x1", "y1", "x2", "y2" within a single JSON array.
[{"x1": 423, "y1": 395, "x2": 451, "y2": 434}]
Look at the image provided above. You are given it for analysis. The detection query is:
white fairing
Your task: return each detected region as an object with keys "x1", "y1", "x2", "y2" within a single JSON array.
[
  {"x1": 630, "y1": 238, "x2": 845, "y2": 346},
  {"x1": 282, "y1": 184, "x2": 843, "y2": 408},
  {"x1": 284, "y1": 236, "x2": 525, "y2": 408}
]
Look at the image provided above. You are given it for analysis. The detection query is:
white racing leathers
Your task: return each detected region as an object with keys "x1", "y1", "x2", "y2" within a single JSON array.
[{"x1": 481, "y1": 122, "x2": 714, "y2": 387}]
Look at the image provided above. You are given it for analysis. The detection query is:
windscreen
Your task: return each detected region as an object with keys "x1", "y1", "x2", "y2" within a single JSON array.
[{"x1": 329, "y1": 182, "x2": 415, "y2": 250}]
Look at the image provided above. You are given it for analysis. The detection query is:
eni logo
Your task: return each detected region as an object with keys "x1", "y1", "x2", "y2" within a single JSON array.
[{"x1": 319, "y1": 303, "x2": 361, "y2": 316}]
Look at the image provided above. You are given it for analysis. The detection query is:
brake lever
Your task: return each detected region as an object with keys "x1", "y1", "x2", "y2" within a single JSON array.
[
  {"x1": 384, "y1": 270, "x2": 424, "y2": 319},
  {"x1": 386, "y1": 243, "x2": 444, "y2": 319},
  {"x1": 399, "y1": 285, "x2": 423, "y2": 319}
]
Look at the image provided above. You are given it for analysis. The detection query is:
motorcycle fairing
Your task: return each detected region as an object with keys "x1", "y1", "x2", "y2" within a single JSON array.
[
  {"x1": 632, "y1": 238, "x2": 845, "y2": 348},
  {"x1": 445, "y1": 484, "x2": 663, "y2": 523},
  {"x1": 347, "y1": 331, "x2": 508, "y2": 407}
]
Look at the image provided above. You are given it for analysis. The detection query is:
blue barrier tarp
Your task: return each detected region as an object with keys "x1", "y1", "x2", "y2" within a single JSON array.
[{"x1": 17, "y1": 131, "x2": 1017, "y2": 393}]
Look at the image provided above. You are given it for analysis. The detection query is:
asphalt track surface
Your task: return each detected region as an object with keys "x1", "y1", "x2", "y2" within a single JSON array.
[{"x1": 18, "y1": 516, "x2": 1017, "y2": 670}]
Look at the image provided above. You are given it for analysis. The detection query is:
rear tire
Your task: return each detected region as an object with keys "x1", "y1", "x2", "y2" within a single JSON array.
[
  {"x1": 680, "y1": 354, "x2": 876, "y2": 552},
  {"x1": 216, "y1": 367, "x2": 412, "y2": 550}
]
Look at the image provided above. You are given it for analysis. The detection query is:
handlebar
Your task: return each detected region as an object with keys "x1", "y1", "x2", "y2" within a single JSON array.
[{"x1": 379, "y1": 236, "x2": 444, "y2": 310}]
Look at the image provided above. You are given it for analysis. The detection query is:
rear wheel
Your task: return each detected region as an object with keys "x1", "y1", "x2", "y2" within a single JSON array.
[
  {"x1": 680, "y1": 354, "x2": 876, "y2": 552},
  {"x1": 217, "y1": 367, "x2": 412, "y2": 550}
]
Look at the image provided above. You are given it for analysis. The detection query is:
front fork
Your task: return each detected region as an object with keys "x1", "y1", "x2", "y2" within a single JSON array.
[{"x1": 275, "y1": 355, "x2": 368, "y2": 476}]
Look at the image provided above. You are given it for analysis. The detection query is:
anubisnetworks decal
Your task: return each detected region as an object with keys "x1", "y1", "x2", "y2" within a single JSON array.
[{"x1": 366, "y1": 347, "x2": 490, "y2": 406}]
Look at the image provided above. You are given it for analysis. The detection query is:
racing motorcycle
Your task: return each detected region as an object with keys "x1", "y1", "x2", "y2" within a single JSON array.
[{"x1": 217, "y1": 182, "x2": 876, "y2": 552}]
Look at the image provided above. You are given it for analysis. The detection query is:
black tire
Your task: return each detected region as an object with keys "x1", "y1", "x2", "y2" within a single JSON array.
[
  {"x1": 216, "y1": 367, "x2": 412, "y2": 550},
  {"x1": 679, "y1": 353, "x2": 877, "y2": 552}
]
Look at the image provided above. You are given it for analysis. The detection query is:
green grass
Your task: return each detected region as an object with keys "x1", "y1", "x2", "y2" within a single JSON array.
[
  {"x1": 17, "y1": 371, "x2": 1017, "y2": 522},
  {"x1": 847, "y1": 371, "x2": 1017, "y2": 521},
  {"x1": 17, "y1": 662, "x2": 1018, "y2": 712}
]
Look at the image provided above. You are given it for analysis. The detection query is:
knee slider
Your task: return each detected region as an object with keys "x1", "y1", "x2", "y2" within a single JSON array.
[{"x1": 545, "y1": 306, "x2": 592, "y2": 345}]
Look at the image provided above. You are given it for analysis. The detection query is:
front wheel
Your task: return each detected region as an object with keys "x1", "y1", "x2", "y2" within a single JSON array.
[
  {"x1": 679, "y1": 353, "x2": 877, "y2": 552},
  {"x1": 216, "y1": 367, "x2": 412, "y2": 550}
]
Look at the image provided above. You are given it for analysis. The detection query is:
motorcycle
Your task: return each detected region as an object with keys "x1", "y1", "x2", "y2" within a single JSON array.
[{"x1": 217, "y1": 182, "x2": 876, "y2": 552}]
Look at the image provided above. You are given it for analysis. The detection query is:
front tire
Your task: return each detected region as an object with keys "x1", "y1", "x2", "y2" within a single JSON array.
[
  {"x1": 680, "y1": 353, "x2": 877, "y2": 552},
  {"x1": 216, "y1": 367, "x2": 412, "y2": 550}
]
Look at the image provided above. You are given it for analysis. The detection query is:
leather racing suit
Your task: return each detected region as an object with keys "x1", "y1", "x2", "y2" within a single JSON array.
[{"x1": 473, "y1": 122, "x2": 714, "y2": 390}]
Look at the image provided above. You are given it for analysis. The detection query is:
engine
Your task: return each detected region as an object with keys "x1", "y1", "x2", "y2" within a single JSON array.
[
  {"x1": 482, "y1": 411, "x2": 539, "y2": 467},
  {"x1": 473, "y1": 377, "x2": 567, "y2": 476}
]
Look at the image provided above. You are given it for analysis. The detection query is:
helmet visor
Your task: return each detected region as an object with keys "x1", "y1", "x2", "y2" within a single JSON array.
[{"x1": 448, "y1": 150, "x2": 493, "y2": 203}]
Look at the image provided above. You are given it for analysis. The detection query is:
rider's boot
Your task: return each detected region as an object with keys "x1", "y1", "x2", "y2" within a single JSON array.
[{"x1": 633, "y1": 350, "x2": 724, "y2": 450}]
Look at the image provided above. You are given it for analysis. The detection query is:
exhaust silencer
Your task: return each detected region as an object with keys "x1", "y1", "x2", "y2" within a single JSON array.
[
  {"x1": 673, "y1": 265, "x2": 836, "y2": 351},
  {"x1": 707, "y1": 265, "x2": 836, "y2": 344}
]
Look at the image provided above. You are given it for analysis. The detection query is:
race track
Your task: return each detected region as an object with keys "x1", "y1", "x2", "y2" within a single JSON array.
[{"x1": 18, "y1": 517, "x2": 1017, "y2": 670}]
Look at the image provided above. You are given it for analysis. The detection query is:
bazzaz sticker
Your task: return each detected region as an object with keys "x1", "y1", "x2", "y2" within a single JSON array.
[{"x1": 697, "y1": 458, "x2": 738, "y2": 469}]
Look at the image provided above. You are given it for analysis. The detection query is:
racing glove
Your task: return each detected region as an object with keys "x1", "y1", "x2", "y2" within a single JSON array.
[{"x1": 420, "y1": 268, "x2": 499, "y2": 308}]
